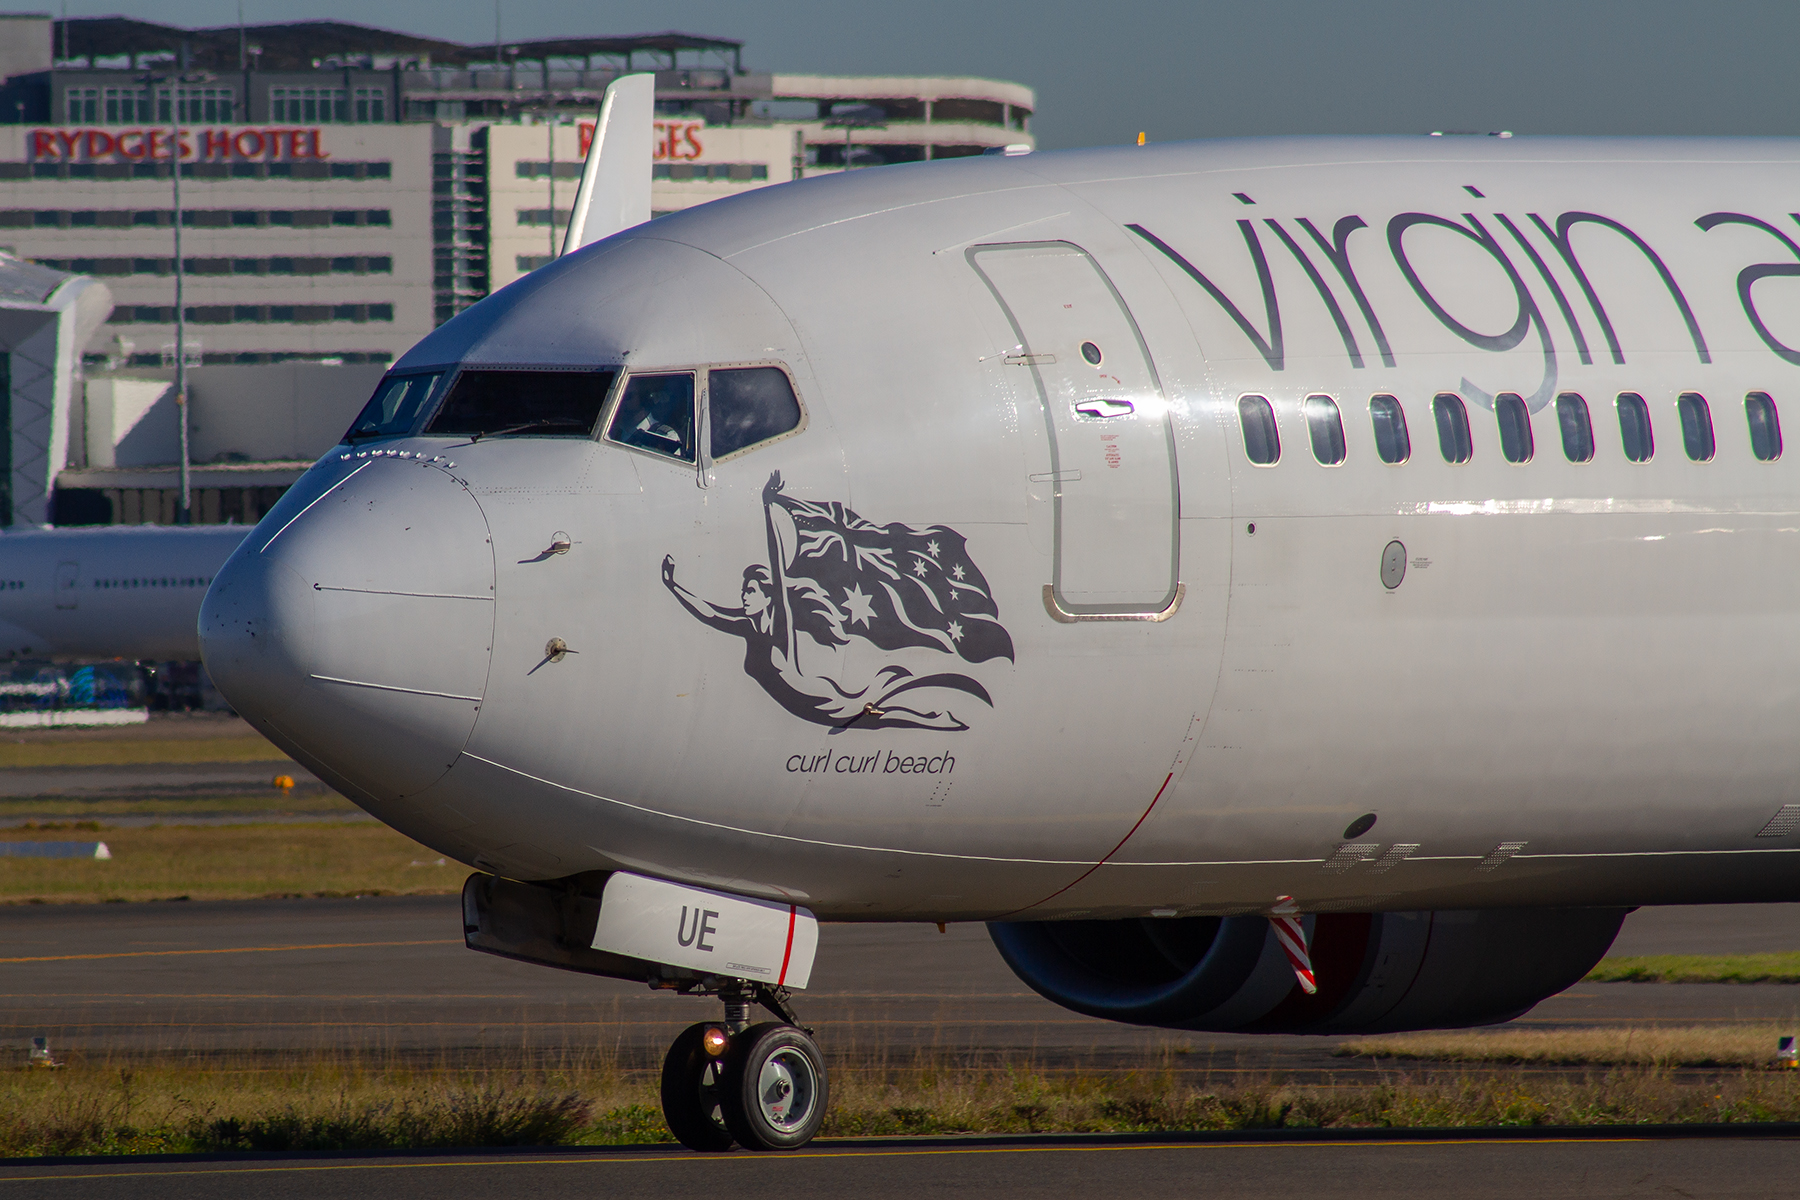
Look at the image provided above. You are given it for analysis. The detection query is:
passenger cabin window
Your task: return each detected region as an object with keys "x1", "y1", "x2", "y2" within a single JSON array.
[
  {"x1": 709, "y1": 367, "x2": 802, "y2": 460},
  {"x1": 344, "y1": 372, "x2": 441, "y2": 442},
  {"x1": 1677, "y1": 393, "x2": 1715, "y2": 462},
  {"x1": 608, "y1": 372, "x2": 697, "y2": 462},
  {"x1": 1304, "y1": 395, "x2": 1346, "y2": 465},
  {"x1": 1433, "y1": 393, "x2": 1471, "y2": 463},
  {"x1": 1369, "y1": 395, "x2": 1409, "y2": 464},
  {"x1": 1495, "y1": 392, "x2": 1533, "y2": 464},
  {"x1": 1616, "y1": 392, "x2": 1654, "y2": 463},
  {"x1": 1238, "y1": 395, "x2": 1280, "y2": 465},
  {"x1": 424, "y1": 369, "x2": 615, "y2": 438},
  {"x1": 1557, "y1": 393, "x2": 1594, "y2": 462},
  {"x1": 1747, "y1": 392, "x2": 1783, "y2": 461}
]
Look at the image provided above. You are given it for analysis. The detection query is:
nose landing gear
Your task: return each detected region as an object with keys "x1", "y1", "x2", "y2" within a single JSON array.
[{"x1": 658, "y1": 979, "x2": 828, "y2": 1152}]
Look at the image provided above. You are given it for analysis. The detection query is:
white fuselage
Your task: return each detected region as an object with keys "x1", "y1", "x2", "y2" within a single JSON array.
[
  {"x1": 202, "y1": 136, "x2": 1800, "y2": 921},
  {"x1": 0, "y1": 525, "x2": 249, "y2": 660}
]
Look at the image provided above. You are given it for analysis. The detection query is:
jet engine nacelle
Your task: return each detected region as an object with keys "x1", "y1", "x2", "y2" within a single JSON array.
[{"x1": 988, "y1": 908, "x2": 1628, "y2": 1034}]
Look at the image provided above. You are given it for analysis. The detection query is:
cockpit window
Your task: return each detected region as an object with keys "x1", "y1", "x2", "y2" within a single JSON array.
[
  {"x1": 608, "y1": 372, "x2": 697, "y2": 462},
  {"x1": 423, "y1": 369, "x2": 615, "y2": 439},
  {"x1": 710, "y1": 367, "x2": 802, "y2": 459},
  {"x1": 344, "y1": 372, "x2": 442, "y2": 442}
]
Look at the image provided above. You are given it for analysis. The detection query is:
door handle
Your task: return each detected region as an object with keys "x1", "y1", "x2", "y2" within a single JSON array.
[{"x1": 1075, "y1": 399, "x2": 1134, "y2": 419}]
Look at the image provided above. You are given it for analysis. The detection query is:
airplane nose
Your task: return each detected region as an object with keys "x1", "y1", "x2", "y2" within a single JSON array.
[{"x1": 200, "y1": 456, "x2": 495, "y2": 801}]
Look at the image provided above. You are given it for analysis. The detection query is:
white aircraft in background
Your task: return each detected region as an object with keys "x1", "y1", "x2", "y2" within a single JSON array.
[
  {"x1": 0, "y1": 524, "x2": 247, "y2": 660},
  {"x1": 197, "y1": 76, "x2": 1800, "y2": 1151}
]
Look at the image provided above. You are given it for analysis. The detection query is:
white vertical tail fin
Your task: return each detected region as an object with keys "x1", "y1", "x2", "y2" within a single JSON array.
[{"x1": 560, "y1": 72, "x2": 654, "y2": 256}]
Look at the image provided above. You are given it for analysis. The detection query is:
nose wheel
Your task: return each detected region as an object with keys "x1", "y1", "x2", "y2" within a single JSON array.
[
  {"x1": 719, "y1": 1023, "x2": 828, "y2": 1150},
  {"x1": 660, "y1": 1022, "x2": 735, "y2": 1152},
  {"x1": 658, "y1": 982, "x2": 829, "y2": 1151}
]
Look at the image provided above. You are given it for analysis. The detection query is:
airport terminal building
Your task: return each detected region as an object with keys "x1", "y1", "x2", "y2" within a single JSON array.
[{"x1": 0, "y1": 16, "x2": 1035, "y2": 371}]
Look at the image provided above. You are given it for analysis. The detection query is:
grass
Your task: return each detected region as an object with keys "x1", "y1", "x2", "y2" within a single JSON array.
[
  {"x1": 1337, "y1": 1026, "x2": 1800, "y2": 1068},
  {"x1": 5, "y1": 1049, "x2": 1800, "y2": 1156},
  {"x1": 1587, "y1": 953, "x2": 1800, "y2": 984},
  {"x1": 0, "y1": 822, "x2": 463, "y2": 903},
  {"x1": 0, "y1": 792, "x2": 361, "y2": 821},
  {"x1": 0, "y1": 734, "x2": 290, "y2": 769}
]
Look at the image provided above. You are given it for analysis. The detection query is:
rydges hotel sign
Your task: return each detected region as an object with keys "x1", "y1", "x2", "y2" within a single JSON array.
[{"x1": 26, "y1": 127, "x2": 331, "y2": 161}]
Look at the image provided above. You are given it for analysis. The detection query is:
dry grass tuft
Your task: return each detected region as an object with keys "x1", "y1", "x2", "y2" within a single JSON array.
[
  {"x1": 0, "y1": 822, "x2": 462, "y2": 904},
  {"x1": 6, "y1": 1046, "x2": 1800, "y2": 1156},
  {"x1": 1337, "y1": 1025, "x2": 1800, "y2": 1068},
  {"x1": 0, "y1": 735, "x2": 290, "y2": 769},
  {"x1": 1587, "y1": 953, "x2": 1800, "y2": 984}
]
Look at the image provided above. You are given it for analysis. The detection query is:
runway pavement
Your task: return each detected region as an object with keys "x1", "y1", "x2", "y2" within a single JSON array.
[
  {"x1": 3, "y1": 897, "x2": 1798, "y2": 1189},
  {"x1": 0, "y1": 760, "x2": 328, "y2": 801},
  {"x1": 2, "y1": 1133, "x2": 1797, "y2": 1199},
  {"x1": 2, "y1": 895, "x2": 1798, "y2": 1074}
]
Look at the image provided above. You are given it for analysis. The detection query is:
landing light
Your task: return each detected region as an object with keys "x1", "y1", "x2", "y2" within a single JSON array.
[{"x1": 702, "y1": 1025, "x2": 730, "y2": 1057}]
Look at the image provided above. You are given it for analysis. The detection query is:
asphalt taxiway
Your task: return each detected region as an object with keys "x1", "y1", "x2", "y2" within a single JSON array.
[
  {"x1": 1, "y1": 896, "x2": 1797, "y2": 1073},
  {"x1": 3, "y1": 1133, "x2": 1796, "y2": 1199},
  {"x1": 3, "y1": 896, "x2": 1798, "y2": 1191}
]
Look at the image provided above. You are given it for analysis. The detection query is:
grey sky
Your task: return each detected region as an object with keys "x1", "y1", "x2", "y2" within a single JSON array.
[{"x1": 24, "y1": 0, "x2": 1800, "y2": 149}]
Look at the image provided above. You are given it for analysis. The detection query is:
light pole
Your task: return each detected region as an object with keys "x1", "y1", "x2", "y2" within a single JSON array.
[
  {"x1": 825, "y1": 104, "x2": 886, "y2": 172},
  {"x1": 546, "y1": 105, "x2": 556, "y2": 258},
  {"x1": 141, "y1": 53, "x2": 212, "y2": 525},
  {"x1": 168, "y1": 81, "x2": 188, "y2": 525}
]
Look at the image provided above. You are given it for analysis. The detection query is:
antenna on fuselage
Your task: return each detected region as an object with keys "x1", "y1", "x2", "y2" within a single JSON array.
[{"x1": 560, "y1": 72, "x2": 655, "y2": 256}]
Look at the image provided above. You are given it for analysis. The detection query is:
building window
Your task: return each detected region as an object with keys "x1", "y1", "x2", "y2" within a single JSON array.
[
  {"x1": 107, "y1": 303, "x2": 394, "y2": 325},
  {"x1": 516, "y1": 161, "x2": 586, "y2": 180},
  {"x1": 65, "y1": 88, "x2": 100, "y2": 123},
  {"x1": 172, "y1": 87, "x2": 235, "y2": 123},
  {"x1": 649, "y1": 162, "x2": 770, "y2": 181},
  {"x1": 0, "y1": 208, "x2": 395, "y2": 228},
  {"x1": 96, "y1": 87, "x2": 234, "y2": 123},
  {"x1": 33, "y1": 255, "x2": 390, "y2": 278},
  {"x1": 102, "y1": 87, "x2": 153, "y2": 123},
  {"x1": 270, "y1": 86, "x2": 386, "y2": 124},
  {"x1": 353, "y1": 88, "x2": 386, "y2": 123},
  {"x1": 271, "y1": 87, "x2": 342, "y2": 122}
]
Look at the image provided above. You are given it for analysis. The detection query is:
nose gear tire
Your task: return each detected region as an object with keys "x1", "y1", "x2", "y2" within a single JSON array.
[
  {"x1": 719, "y1": 1022, "x2": 829, "y2": 1151},
  {"x1": 660, "y1": 1021, "x2": 736, "y2": 1152}
]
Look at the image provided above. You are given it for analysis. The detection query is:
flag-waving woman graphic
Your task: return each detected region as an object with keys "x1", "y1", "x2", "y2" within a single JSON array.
[{"x1": 661, "y1": 471, "x2": 1013, "y2": 731}]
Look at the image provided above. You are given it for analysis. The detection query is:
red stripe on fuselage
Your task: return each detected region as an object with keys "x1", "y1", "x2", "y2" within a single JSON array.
[
  {"x1": 778, "y1": 904, "x2": 796, "y2": 984},
  {"x1": 1000, "y1": 771, "x2": 1176, "y2": 917}
]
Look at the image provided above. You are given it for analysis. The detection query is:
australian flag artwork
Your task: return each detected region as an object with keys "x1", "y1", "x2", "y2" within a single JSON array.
[{"x1": 662, "y1": 471, "x2": 1014, "y2": 732}]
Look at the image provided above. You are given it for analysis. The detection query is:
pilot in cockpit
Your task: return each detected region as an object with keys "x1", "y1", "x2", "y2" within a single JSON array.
[{"x1": 612, "y1": 374, "x2": 696, "y2": 461}]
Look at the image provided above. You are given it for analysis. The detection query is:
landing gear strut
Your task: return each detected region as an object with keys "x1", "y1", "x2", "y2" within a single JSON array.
[{"x1": 658, "y1": 979, "x2": 828, "y2": 1152}]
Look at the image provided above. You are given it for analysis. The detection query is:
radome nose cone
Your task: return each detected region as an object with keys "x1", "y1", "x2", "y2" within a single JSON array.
[
  {"x1": 199, "y1": 552, "x2": 314, "y2": 725},
  {"x1": 201, "y1": 457, "x2": 496, "y2": 801}
]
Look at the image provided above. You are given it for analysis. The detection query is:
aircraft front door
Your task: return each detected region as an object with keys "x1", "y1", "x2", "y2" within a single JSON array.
[
  {"x1": 970, "y1": 241, "x2": 1180, "y2": 617},
  {"x1": 54, "y1": 561, "x2": 78, "y2": 610}
]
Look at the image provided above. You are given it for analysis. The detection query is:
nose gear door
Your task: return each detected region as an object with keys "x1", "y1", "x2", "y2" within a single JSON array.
[{"x1": 970, "y1": 241, "x2": 1180, "y2": 618}]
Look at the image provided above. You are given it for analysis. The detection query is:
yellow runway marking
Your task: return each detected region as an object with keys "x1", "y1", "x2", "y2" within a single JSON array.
[
  {"x1": 0, "y1": 1136, "x2": 1669, "y2": 1183},
  {"x1": 0, "y1": 940, "x2": 458, "y2": 964}
]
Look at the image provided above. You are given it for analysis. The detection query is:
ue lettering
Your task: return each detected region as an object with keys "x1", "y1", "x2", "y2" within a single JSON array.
[{"x1": 676, "y1": 905, "x2": 720, "y2": 952}]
